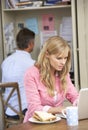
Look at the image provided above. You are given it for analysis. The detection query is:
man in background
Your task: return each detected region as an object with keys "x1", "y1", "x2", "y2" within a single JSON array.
[{"x1": 1, "y1": 28, "x2": 35, "y2": 119}]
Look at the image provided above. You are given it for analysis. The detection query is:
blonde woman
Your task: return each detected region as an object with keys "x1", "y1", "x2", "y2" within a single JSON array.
[{"x1": 23, "y1": 36, "x2": 78, "y2": 122}]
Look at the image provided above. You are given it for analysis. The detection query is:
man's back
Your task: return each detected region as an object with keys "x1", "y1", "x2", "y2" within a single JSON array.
[
  {"x1": 1, "y1": 27, "x2": 35, "y2": 118},
  {"x1": 1, "y1": 50, "x2": 35, "y2": 116},
  {"x1": 2, "y1": 50, "x2": 35, "y2": 82}
]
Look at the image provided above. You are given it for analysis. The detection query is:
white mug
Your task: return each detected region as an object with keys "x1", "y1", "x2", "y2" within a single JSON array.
[{"x1": 62, "y1": 106, "x2": 78, "y2": 126}]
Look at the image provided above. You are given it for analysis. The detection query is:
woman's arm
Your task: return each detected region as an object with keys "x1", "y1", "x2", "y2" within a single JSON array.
[
  {"x1": 47, "y1": 106, "x2": 66, "y2": 114},
  {"x1": 24, "y1": 69, "x2": 44, "y2": 113},
  {"x1": 66, "y1": 74, "x2": 79, "y2": 104}
]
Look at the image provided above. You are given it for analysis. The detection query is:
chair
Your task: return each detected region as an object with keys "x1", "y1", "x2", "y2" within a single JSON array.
[
  {"x1": 0, "y1": 82, "x2": 24, "y2": 128},
  {"x1": 0, "y1": 93, "x2": 5, "y2": 130}
]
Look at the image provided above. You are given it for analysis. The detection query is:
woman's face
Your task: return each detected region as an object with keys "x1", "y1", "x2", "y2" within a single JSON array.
[{"x1": 48, "y1": 51, "x2": 68, "y2": 72}]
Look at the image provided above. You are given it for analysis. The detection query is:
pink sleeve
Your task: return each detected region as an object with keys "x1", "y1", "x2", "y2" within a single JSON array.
[
  {"x1": 23, "y1": 68, "x2": 50, "y2": 122},
  {"x1": 66, "y1": 74, "x2": 79, "y2": 104}
]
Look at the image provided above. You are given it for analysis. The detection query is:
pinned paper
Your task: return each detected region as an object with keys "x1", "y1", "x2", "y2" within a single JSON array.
[
  {"x1": 42, "y1": 14, "x2": 55, "y2": 31},
  {"x1": 25, "y1": 18, "x2": 39, "y2": 34},
  {"x1": 40, "y1": 30, "x2": 57, "y2": 47}
]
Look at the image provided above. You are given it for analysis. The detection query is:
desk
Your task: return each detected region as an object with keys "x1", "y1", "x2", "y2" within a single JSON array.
[{"x1": 5, "y1": 119, "x2": 88, "y2": 130}]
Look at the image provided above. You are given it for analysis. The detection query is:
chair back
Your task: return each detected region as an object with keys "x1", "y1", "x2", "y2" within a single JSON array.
[
  {"x1": 0, "y1": 82, "x2": 24, "y2": 128},
  {"x1": 0, "y1": 92, "x2": 5, "y2": 130}
]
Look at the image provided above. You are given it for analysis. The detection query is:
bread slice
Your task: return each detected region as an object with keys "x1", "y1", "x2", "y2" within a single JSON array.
[{"x1": 33, "y1": 111, "x2": 56, "y2": 122}]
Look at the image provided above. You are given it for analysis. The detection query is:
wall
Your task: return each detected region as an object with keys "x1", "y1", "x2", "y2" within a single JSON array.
[{"x1": 77, "y1": 0, "x2": 88, "y2": 88}]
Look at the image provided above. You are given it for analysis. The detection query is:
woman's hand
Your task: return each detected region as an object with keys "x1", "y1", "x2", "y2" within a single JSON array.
[{"x1": 48, "y1": 106, "x2": 66, "y2": 114}]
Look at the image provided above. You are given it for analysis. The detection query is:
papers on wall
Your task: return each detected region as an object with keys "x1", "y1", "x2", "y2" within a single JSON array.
[
  {"x1": 40, "y1": 30, "x2": 57, "y2": 48},
  {"x1": 59, "y1": 17, "x2": 74, "y2": 72},
  {"x1": 25, "y1": 18, "x2": 39, "y2": 34},
  {"x1": 42, "y1": 14, "x2": 55, "y2": 31},
  {"x1": 59, "y1": 17, "x2": 72, "y2": 42},
  {"x1": 4, "y1": 22, "x2": 16, "y2": 56},
  {"x1": 68, "y1": 41, "x2": 74, "y2": 72},
  {"x1": 40, "y1": 14, "x2": 56, "y2": 47}
]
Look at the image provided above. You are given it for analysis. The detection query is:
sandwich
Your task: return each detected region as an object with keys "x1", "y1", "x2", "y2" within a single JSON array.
[{"x1": 33, "y1": 111, "x2": 56, "y2": 122}]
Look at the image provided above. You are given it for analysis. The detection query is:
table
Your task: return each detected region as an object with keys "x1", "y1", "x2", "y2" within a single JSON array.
[{"x1": 5, "y1": 119, "x2": 88, "y2": 130}]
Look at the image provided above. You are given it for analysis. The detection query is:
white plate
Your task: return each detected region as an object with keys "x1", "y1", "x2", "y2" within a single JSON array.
[{"x1": 28, "y1": 116, "x2": 61, "y2": 124}]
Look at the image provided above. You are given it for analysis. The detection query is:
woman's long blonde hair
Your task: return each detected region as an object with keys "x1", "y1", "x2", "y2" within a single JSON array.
[{"x1": 35, "y1": 36, "x2": 71, "y2": 96}]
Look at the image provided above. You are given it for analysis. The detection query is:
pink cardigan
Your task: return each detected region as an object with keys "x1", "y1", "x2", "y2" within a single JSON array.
[{"x1": 23, "y1": 66, "x2": 78, "y2": 122}]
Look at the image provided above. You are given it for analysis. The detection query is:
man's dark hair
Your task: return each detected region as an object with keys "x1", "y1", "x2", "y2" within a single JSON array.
[{"x1": 16, "y1": 28, "x2": 35, "y2": 49}]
